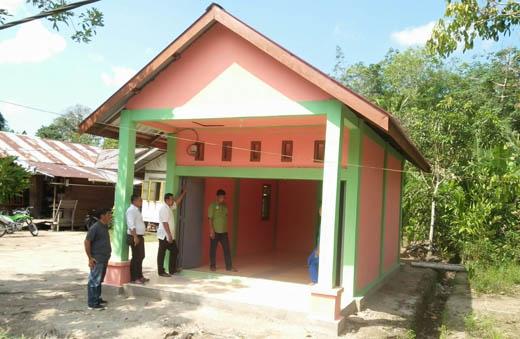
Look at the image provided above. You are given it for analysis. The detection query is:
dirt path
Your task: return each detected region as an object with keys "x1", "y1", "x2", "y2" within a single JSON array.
[{"x1": 443, "y1": 272, "x2": 520, "y2": 338}]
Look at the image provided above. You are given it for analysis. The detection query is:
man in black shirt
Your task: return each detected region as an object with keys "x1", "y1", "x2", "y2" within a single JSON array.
[{"x1": 84, "y1": 208, "x2": 112, "y2": 310}]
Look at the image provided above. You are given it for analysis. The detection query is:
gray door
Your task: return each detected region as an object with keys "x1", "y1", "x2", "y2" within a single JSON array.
[{"x1": 178, "y1": 177, "x2": 205, "y2": 268}]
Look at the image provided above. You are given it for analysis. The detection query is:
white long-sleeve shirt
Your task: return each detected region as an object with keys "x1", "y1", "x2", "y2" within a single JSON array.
[{"x1": 126, "y1": 204, "x2": 146, "y2": 235}]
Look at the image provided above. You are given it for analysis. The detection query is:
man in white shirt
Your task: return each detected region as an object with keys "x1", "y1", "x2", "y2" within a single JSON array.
[
  {"x1": 157, "y1": 190, "x2": 186, "y2": 277},
  {"x1": 126, "y1": 195, "x2": 147, "y2": 284}
]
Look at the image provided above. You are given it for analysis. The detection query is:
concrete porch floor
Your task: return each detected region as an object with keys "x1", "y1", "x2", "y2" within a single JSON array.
[{"x1": 189, "y1": 250, "x2": 310, "y2": 284}]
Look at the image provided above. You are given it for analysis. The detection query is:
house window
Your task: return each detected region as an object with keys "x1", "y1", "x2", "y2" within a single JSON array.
[
  {"x1": 250, "y1": 141, "x2": 261, "y2": 162},
  {"x1": 195, "y1": 142, "x2": 205, "y2": 161},
  {"x1": 261, "y1": 184, "x2": 272, "y2": 220},
  {"x1": 222, "y1": 141, "x2": 232, "y2": 161},
  {"x1": 281, "y1": 140, "x2": 293, "y2": 162},
  {"x1": 141, "y1": 180, "x2": 165, "y2": 201},
  {"x1": 314, "y1": 140, "x2": 325, "y2": 162}
]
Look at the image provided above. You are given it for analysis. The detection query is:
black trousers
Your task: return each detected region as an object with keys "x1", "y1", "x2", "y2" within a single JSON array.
[
  {"x1": 210, "y1": 232, "x2": 232, "y2": 270},
  {"x1": 128, "y1": 235, "x2": 145, "y2": 281},
  {"x1": 157, "y1": 238, "x2": 179, "y2": 274}
]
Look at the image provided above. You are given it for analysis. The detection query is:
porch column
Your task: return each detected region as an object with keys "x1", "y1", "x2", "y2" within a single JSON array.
[
  {"x1": 105, "y1": 109, "x2": 136, "y2": 286},
  {"x1": 311, "y1": 104, "x2": 344, "y2": 321},
  {"x1": 342, "y1": 124, "x2": 362, "y2": 301},
  {"x1": 163, "y1": 134, "x2": 179, "y2": 273}
]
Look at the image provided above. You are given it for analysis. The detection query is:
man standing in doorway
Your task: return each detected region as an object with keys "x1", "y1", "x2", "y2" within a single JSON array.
[
  {"x1": 126, "y1": 194, "x2": 147, "y2": 284},
  {"x1": 84, "y1": 208, "x2": 112, "y2": 310},
  {"x1": 157, "y1": 191, "x2": 186, "y2": 277},
  {"x1": 208, "y1": 189, "x2": 237, "y2": 272}
]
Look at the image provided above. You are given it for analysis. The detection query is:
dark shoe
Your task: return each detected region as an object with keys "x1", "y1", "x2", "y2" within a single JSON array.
[
  {"x1": 210, "y1": 266, "x2": 216, "y2": 272},
  {"x1": 88, "y1": 304, "x2": 106, "y2": 310},
  {"x1": 158, "y1": 272, "x2": 171, "y2": 277},
  {"x1": 132, "y1": 279, "x2": 145, "y2": 285},
  {"x1": 98, "y1": 298, "x2": 108, "y2": 305},
  {"x1": 140, "y1": 277, "x2": 150, "y2": 282},
  {"x1": 226, "y1": 267, "x2": 238, "y2": 272}
]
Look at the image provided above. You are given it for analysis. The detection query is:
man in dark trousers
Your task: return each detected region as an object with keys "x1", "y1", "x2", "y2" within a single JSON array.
[
  {"x1": 157, "y1": 191, "x2": 186, "y2": 277},
  {"x1": 208, "y1": 189, "x2": 237, "y2": 272},
  {"x1": 126, "y1": 194, "x2": 147, "y2": 284},
  {"x1": 84, "y1": 208, "x2": 112, "y2": 310}
]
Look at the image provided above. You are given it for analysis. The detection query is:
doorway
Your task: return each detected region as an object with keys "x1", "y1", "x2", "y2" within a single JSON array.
[{"x1": 178, "y1": 177, "x2": 320, "y2": 284}]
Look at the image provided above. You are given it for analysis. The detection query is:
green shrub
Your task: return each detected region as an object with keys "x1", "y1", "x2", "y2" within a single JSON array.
[{"x1": 468, "y1": 262, "x2": 520, "y2": 295}]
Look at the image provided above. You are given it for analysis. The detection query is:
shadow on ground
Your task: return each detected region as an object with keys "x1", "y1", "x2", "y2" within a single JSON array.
[{"x1": 0, "y1": 269, "x2": 198, "y2": 338}]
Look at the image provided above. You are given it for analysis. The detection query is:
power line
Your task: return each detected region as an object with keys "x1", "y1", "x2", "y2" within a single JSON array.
[
  {"x1": 0, "y1": 99, "x2": 517, "y2": 178},
  {"x1": 0, "y1": 0, "x2": 101, "y2": 30}
]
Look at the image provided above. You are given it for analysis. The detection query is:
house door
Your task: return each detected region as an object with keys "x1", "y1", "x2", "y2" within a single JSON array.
[{"x1": 178, "y1": 177, "x2": 205, "y2": 268}]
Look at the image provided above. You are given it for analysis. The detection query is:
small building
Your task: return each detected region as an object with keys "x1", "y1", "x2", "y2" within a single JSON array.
[
  {"x1": 0, "y1": 131, "x2": 162, "y2": 226},
  {"x1": 79, "y1": 4, "x2": 429, "y2": 329}
]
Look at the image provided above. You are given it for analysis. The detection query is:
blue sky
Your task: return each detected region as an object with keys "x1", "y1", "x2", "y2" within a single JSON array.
[{"x1": 0, "y1": 0, "x2": 518, "y2": 136}]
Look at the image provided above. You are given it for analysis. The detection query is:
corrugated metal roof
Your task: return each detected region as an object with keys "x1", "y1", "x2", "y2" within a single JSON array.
[{"x1": 0, "y1": 131, "x2": 163, "y2": 182}]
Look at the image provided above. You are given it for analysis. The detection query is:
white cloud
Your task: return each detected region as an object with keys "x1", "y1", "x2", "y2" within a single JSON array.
[
  {"x1": 0, "y1": 21, "x2": 66, "y2": 64},
  {"x1": 2, "y1": 0, "x2": 24, "y2": 13},
  {"x1": 101, "y1": 66, "x2": 136, "y2": 88},
  {"x1": 391, "y1": 21, "x2": 435, "y2": 47}
]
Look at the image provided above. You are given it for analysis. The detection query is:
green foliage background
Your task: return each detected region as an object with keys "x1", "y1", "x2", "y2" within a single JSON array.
[
  {"x1": 0, "y1": 156, "x2": 31, "y2": 204},
  {"x1": 335, "y1": 47, "x2": 520, "y2": 266}
]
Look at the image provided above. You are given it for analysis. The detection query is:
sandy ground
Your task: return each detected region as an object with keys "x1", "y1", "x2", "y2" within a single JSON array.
[
  {"x1": 1, "y1": 231, "x2": 440, "y2": 339},
  {"x1": 1, "y1": 231, "x2": 329, "y2": 338},
  {"x1": 444, "y1": 272, "x2": 520, "y2": 338}
]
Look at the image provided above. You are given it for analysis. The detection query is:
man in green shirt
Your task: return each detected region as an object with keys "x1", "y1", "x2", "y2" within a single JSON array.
[{"x1": 208, "y1": 189, "x2": 236, "y2": 272}]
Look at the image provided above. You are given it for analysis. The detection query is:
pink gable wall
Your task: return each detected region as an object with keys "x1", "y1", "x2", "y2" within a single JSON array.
[
  {"x1": 356, "y1": 136, "x2": 385, "y2": 291},
  {"x1": 127, "y1": 23, "x2": 331, "y2": 109},
  {"x1": 383, "y1": 155, "x2": 402, "y2": 271}
]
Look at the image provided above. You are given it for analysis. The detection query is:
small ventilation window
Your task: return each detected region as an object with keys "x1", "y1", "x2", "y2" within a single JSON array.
[
  {"x1": 281, "y1": 140, "x2": 293, "y2": 162},
  {"x1": 250, "y1": 141, "x2": 261, "y2": 162},
  {"x1": 261, "y1": 184, "x2": 272, "y2": 220},
  {"x1": 222, "y1": 141, "x2": 232, "y2": 161},
  {"x1": 195, "y1": 142, "x2": 205, "y2": 161},
  {"x1": 314, "y1": 140, "x2": 325, "y2": 162}
]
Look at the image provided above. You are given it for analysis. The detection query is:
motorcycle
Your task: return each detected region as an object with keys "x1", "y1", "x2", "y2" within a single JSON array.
[
  {"x1": 0, "y1": 207, "x2": 39, "y2": 237},
  {"x1": 84, "y1": 209, "x2": 98, "y2": 231}
]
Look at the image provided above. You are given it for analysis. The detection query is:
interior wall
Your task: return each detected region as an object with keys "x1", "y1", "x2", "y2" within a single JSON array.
[
  {"x1": 236, "y1": 179, "x2": 278, "y2": 256},
  {"x1": 275, "y1": 180, "x2": 319, "y2": 254},
  {"x1": 356, "y1": 136, "x2": 385, "y2": 291},
  {"x1": 383, "y1": 155, "x2": 403, "y2": 271},
  {"x1": 201, "y1": 178, "x2": 236, "y2": 265}
]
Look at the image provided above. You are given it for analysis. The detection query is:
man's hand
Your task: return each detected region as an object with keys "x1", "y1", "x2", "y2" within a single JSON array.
[
  {"x1": 167, "y1": 234, "x2": 173, "y2": 243},
  {"x1": 88, "y1": 257, "x2": 97, "y2": 269},
  {"x1": 210, "y1": 230, "x2": 215, "y2": 239},
  {"x1": 133, "y1": 235, "x2": 140, "y2": 246}
]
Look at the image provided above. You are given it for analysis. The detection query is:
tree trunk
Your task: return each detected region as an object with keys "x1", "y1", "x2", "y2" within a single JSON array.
[{"x1": 428, "y1": 178, "x2": 441, "y2": 256}]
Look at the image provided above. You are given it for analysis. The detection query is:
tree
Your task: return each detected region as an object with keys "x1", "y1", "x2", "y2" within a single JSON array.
[
  {"x1": 36, "y1": 104, "x2": 101, "y2": 146},
  {"x1": 0, "y1": 157, "x2": 31, "y2": 203},
  {"x1": 334, "y1": 47, "x2": 520, "y2": 263},
  {"x1": 0, "y1": 112, "x2": 6, "y2": 131},
  {"x1": 428, "y1": 0, "x2": 520, "y2": 57},
  {"x1": 0, "y1": 0, "x2": 103, "y2": 43}
]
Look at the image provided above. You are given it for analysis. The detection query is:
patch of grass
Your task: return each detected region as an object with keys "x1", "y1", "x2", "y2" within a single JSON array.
[
  {"x1": 0, "y1": 329, "x2": 24, "y2": 339},
  {"x1": 469, "y1": 262, "x2": 520, "y2": 295},
  {"x1": 439, "y1": 324, "x2": 449, "y2": 339},
  {"x1": 398, "y1": 329, "x2": 416, "y2": 339},
  {"x1": 464, "y1": 313, "x2": 504, "y2": 339}
]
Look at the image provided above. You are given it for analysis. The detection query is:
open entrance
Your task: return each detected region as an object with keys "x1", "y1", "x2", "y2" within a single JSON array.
[{"x1": 177, "y1": 177, "x2": 321, "y2": 284}]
